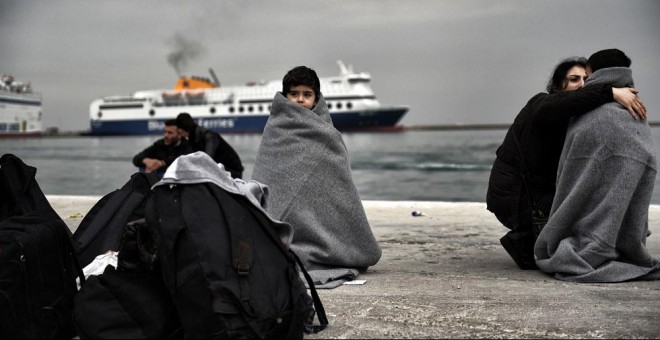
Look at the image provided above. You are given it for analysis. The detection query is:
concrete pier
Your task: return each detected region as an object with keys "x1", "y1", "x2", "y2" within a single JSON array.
[{"x1": 48, "y1": 196, "x2": 660, "y2": 339}]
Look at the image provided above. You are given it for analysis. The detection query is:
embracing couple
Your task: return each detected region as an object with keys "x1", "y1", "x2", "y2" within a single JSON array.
[{"x1": 487, "y1": 48, "x2": 660, "y2": 282}]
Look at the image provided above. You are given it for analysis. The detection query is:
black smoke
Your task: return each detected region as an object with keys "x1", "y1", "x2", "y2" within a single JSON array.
[{"x1": 167, "y1": 32, "x2": 206, "y2": 76}]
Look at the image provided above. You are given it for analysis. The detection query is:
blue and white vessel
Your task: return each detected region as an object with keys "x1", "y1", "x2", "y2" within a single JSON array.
[
  {"x1": 0, "y1": 74, "x2": 42, "y2": 137},
  {"x1": 89, "y1": 61, "x2": 408, "y2": 135}
]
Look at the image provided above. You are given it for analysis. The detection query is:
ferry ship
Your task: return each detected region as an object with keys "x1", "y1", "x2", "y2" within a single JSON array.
[
  {"x1": 89, "y1": 61, "x2": 408, "y2": 135},
  {"x1": 0, "y1": 75, "x2": 43, "y2": 137}
]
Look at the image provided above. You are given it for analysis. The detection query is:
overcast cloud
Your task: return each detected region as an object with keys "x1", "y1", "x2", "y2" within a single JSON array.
[{"x1": 1, "y1": 0, "x2": 659, "y2": 131}]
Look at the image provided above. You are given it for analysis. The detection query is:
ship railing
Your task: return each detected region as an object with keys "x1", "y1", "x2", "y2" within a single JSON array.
[
  {"x1": 185, "y1": 91, "x2": 206, "y2": 106},
  {"x1": 104, "y1": 97, "x2": 148, "y2": 103},
  {"x1": 0, "y1": 88, "x2": 42, "y2": 100},
  {"x1": 159, "y1": 91, "x2": 209, "y2": 107}
]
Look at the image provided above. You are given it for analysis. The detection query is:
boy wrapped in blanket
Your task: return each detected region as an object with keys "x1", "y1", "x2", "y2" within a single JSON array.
[{"x1": 253, "y1": 66, "x2": 381, "y2": 288}]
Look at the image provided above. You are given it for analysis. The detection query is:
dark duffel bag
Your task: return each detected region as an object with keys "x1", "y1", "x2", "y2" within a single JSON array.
[
  {"x1": 73, "y1": 266, "x2": 183, "y2": 339},
  {"x1": 73, "y1": 217, "x2": 183, "y2": 339}
]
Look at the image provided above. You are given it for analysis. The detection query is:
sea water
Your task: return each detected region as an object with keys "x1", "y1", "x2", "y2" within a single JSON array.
[{"x1": 3, "y1": 129, "x2": 660, "y2": 203}]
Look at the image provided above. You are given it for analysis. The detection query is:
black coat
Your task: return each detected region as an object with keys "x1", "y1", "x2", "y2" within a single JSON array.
[
  {"x1": 132, "y1": 138, "x2": 194, "y2": 169},
  {"x1": 486, "y1": 84, "x2": 613, "y2": 229},
  {"x1": 188, "y1": 126, "x2": 244, "y2": 179}
]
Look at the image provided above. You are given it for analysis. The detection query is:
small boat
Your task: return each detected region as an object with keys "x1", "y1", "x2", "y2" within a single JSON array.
[
  {"x1": 88, "y1": 61, "x2": 408, "y2": 135},
  {"x1": 0, "y1": 74, "x2": 43, "y2": 138}
]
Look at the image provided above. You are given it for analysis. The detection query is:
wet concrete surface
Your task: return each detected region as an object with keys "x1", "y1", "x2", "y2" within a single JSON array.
[{"x1": 49, "y1": 197, "x2": 660, "y2": 339}]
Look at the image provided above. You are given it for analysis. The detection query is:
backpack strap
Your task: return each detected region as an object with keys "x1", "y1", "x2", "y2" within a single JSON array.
[
  {"x1": 219, "y1": 191, "x2": 254, "y2": 304},
  {"x1": 223, "y1": 190, "x2": 328, "y2": 333},
  {"x1": 291, "y1": 251, "x2": 328, "y2": 334},
  {"x1": 229, "y1": 193, "x2": 328, "y2": 334}
]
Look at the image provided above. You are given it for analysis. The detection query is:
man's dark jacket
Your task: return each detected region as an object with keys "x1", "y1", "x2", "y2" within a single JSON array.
[
  {"x1": 132, "y1": 138, "x2": 194, "y2": 169},
  {"x1": 188, "y1": 125, "x2": 244, "y2": 179}
]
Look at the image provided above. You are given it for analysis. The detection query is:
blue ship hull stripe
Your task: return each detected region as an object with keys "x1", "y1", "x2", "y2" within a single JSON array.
[{"x1": 89, "y1": 108, "x2": 407, "y2": 135}]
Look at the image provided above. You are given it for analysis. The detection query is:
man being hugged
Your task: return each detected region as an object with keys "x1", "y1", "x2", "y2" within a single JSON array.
[
  {"x1": 535, "y1": 49, "x2": 660, "y2": 282},
  {"x1": 175, "y1": 112, "x2": 244, "y2": 179}
]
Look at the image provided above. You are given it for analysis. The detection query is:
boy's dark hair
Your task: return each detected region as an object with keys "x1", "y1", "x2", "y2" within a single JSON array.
[
  {"x1": 164, "y1": 119, "x2": 177, "y2": 127},
  {"x1": 282, "y1": 66, "x2": 321, "y2": 100},
  {"x1": 587, "y1": 48, "x2": 631, "y2": 73},
  {"x1": 176, "y1": 113, "x2": 196, "y2": 133},
  {"x1": 547, "y1": 57, "x2": 588, "y2": 94}
]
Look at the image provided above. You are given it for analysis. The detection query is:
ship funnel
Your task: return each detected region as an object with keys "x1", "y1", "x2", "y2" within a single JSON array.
[{"x1": 209, "y1": 68, "x2": 220, "y2": 86}]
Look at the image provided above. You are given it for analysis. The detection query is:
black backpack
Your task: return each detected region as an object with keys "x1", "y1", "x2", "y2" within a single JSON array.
[
  {"x1": 146, "y1": 181, "x2": 328, "y2": 339},
  {"x1": 0, "y1": 154, "x2": 85, "y2": 339},
  {"x1": 72, "y1": 172, "x2": 159, "y2": 268}
]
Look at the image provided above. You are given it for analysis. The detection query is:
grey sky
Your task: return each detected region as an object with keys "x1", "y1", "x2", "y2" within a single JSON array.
[{"x1": 1, "y1": 0, "x2": 659, "y2": 131}]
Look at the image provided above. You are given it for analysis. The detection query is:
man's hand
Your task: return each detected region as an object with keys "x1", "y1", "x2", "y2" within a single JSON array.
[
  {"x1": 142, "y1": 158, "x2": 165, "y2": 173},
  {"x1": 613, "y1": 87, "x2": 647, "y2": 120}
]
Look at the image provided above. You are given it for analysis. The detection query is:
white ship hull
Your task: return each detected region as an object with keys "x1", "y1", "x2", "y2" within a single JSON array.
[
  {"x1": 0, "y1": 90, "x2": 42, "y2": 137},
  {"x1": 89, "y1": 61, "x2": 408, "y2": 135}
]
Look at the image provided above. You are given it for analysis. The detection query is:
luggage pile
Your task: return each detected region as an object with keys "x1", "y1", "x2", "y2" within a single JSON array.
[{"x1": 0, "y1": 153, "x2": 327, "y2": 339}]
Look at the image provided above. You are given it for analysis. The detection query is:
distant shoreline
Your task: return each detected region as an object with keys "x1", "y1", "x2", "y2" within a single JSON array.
[
  {"x1": 38, "y1": 124, "x2": 514, "y2": 137},
  {"x1": 403, "y1": 124, "x2": 510, "y2": 131},
  {"x1": 16, "y1": 121, "x2": 660, "y2": 138},
  {"x1": 41, "y1": 123, "x2": 514, "y2": 136}
]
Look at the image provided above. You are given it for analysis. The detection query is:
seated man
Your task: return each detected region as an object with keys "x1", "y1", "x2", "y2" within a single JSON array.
[
  {"x1": 132, "y1": 119, "x2": 193, "y2": 178},
  {"x1": 175, "y1": 113, "x2": 244, "y2": 179},
  {"x1": 535, "y1": 49, "x2": 660, "y2": 282}
]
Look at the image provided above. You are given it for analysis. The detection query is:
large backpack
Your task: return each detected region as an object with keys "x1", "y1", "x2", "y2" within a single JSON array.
[
  {"x1": 0, "y1": 154, "x2": 84, "y2": 339},
  {"x1": 72, "y1": 172, "x2": 159, "y2": 267},
  {"x1": 146, "y1": 180, "x2": 328, "y2": 339}
]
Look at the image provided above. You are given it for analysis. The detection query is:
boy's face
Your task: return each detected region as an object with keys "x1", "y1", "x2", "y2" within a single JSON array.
[{"x1": 286, "y1": 85, "x2": 316, "y2": 110}]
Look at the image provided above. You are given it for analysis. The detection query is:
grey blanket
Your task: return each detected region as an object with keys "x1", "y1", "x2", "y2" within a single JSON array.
[
  {"x1": 252, "y1": 92, "x2": 381, "y2": 288},
  {"x1": 534, "y1": 67, "x2": 660, "y2": 282}
]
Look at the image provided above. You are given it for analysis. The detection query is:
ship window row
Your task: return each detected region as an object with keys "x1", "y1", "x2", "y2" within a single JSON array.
[
  {"x1": 229, "y1": 105, "x2": 270, "y2": 114},
  {"x1": 327, "y1": 101, "x2": 353, "y2": 110},
  {"x1": 227, "y1": 101, "x2": 354, "y2": 113},
  {"x1": 0, "y1": 123, "x2": 20, "y2": 131}
]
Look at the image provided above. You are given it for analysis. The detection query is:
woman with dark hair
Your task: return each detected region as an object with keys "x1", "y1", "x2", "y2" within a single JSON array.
[{"x1": 486, "y1": 56, "x2": 647, "y2": 270}]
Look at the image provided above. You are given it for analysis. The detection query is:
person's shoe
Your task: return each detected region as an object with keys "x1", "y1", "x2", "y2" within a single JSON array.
[{"x1": 500, "y1": 230, "x2": 538, "y2": 270}]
